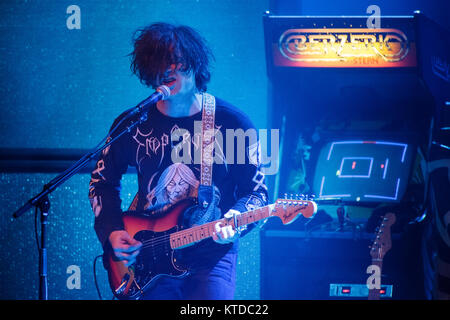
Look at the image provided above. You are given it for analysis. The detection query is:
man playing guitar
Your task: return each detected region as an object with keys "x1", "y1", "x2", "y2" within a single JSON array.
[{"x1": 88, "y1": 22, "x2": 269, "y2": 300}]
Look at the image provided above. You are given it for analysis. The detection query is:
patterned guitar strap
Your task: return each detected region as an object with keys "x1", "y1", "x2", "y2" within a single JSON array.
[
  {"x1": 200, "y1": 92, "x2": 215, "y2": 190},
  {"x1": 185, "y1": 92, "x2": 221, "y2": 226}
]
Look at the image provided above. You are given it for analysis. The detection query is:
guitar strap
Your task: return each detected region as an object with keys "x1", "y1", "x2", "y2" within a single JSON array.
[
  {"x1": 200, "y1": 92, "x2": 216, "y2": 188},
  {"x1": 182, "y1": 93, "x2": 219, "y2": 227}
]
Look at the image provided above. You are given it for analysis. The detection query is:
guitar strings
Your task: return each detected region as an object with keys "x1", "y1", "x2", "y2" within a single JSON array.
[
  {"x1": 134, "y1": 207, "x2": 271, "y2": 250},
  {"x1": 138, "y1": 223, "x2": 218, "y2": 250},
  {"x1": 137, "y1": 216, "x2": 241, "y2": 250},
  {"x1": 138, "y1": 211, "x2": 258, "y2": 248}
]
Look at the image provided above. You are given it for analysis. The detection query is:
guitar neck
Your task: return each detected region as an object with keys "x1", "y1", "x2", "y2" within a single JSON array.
[{"x1": 169, "y1": 205, "x2": 272, "y2": 249}]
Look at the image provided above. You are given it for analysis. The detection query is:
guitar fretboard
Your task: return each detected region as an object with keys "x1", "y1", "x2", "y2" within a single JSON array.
[{"x1": 169, "y1": 205, "x2": 272, "y2": 249}]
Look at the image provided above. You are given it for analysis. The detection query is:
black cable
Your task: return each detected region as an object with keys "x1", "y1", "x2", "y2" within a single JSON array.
[{"x1": 93, "y1": 254, "x2": 103, "y2": 300}]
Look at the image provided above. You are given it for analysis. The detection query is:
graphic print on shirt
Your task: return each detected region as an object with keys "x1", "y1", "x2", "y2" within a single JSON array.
[
  {"x1": 131, "y1": 119, "x2": 264, "y2": 212},
  {"x1": 133, "y1": 127, "x2": 170, "y2": 170},
  {"x1": 89, "y1": 159, "x2": 107, "y2": 216},
  {"x1": 90, "y1": 195, "x2": 103, "y2": 217},
  {"x1": 144, "y1": 162, "x2": 200, "y2": 209}
]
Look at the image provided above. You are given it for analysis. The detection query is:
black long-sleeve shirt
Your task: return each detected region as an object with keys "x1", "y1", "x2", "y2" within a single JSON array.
[{"x1": 89, "y1": 96, "x2": 268, "y2": 268}]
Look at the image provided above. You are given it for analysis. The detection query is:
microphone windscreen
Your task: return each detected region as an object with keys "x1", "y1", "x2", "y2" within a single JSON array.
[{"x1": 156, "y1": 85, "x2": 170, "y2": 100}]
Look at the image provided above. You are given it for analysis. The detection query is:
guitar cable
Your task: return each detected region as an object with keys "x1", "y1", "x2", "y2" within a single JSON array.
[
  {"x1": 93, "y1": 254, "x2": 104, "y2": 300},
  {"x1": 93, "y1": 254, "x2": 117, "y2": 300}
]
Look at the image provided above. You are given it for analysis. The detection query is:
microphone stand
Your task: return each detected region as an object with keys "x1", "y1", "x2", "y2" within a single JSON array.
[{"x1": 12, "y1": 107, "x2": 149, "y2": 300}]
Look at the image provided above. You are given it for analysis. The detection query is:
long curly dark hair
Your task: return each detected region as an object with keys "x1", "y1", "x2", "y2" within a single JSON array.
[{"x1": 129, "y1": 22, "x2": 214, "y2": 92}]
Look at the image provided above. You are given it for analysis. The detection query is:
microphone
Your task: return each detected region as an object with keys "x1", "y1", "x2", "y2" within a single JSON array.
[{"x1": 128, "y1": 85, "x2": 171, "y2": 117}]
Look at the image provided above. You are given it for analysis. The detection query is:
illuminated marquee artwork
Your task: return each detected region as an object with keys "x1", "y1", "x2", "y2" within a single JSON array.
[
  {"x1": 274, "y1": 28, "x2": 417, "y2": 68},
  {"x1": 313, "y1": 141, "x2": 414, "y2": 203}
]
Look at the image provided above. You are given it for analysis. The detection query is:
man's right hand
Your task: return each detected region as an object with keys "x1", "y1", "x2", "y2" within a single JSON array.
[{"x1": 109, "y1": 230, "x2": 142, "y2": 267}]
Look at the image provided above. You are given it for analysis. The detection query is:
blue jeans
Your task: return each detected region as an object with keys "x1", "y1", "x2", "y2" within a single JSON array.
[{"x1": 140, "y1": 252, "x2": 237, "y2": 300}]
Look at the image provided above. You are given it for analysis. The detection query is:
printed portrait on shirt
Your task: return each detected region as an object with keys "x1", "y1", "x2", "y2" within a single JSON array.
[{"x1": 145, "y1": 163, "x2": 199, "y2": 209}]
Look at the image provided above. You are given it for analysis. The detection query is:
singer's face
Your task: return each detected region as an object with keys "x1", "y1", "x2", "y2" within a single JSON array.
[{"x1": 159, "y1": 63, "x2": 196, "y2": 97}]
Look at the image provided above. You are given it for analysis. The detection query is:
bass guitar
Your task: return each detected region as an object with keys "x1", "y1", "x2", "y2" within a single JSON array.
[{"x1": 105, "y1": 196, "x2": 317, "y2": 299}]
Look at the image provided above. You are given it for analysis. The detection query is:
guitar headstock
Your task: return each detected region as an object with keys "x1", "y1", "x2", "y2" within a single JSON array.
[
  {"x1": 370, "y1": 212, "x2": 396, "y2": 260},
  {"x1": 273, "y1": 194, "x2": 317, "y2": 224}
]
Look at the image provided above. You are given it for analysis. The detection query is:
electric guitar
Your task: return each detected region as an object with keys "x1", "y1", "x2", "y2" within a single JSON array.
[
  {"x1": 368, "y1": 212, "x2": 396, "y2": 300},
  {"x1": 105, "y1": 196, "x2": 317, "y2": 300}
]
